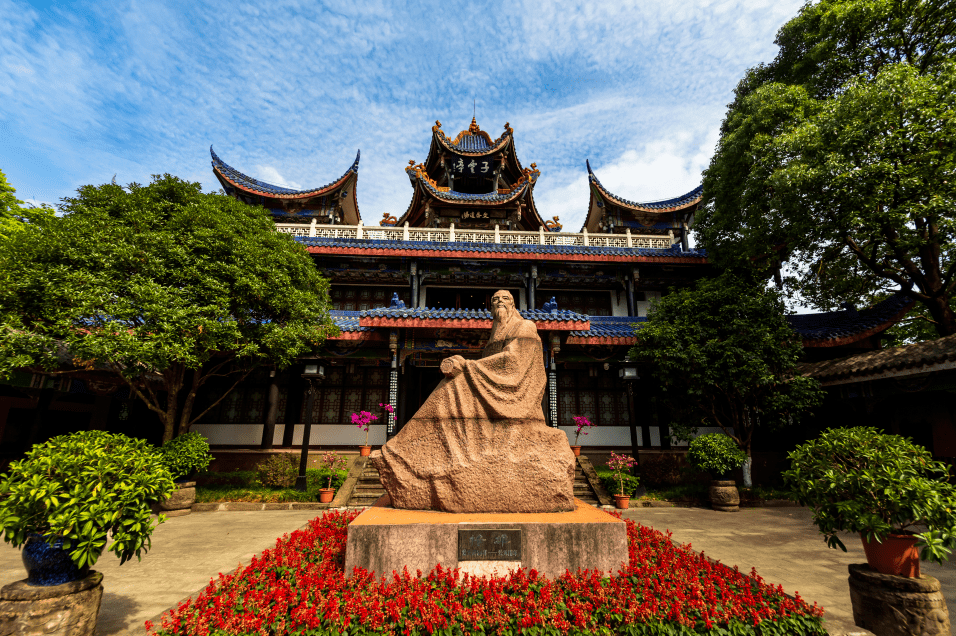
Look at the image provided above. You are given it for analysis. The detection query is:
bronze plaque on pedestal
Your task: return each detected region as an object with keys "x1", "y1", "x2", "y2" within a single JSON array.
[{"x1": 458, "y1": 529, "x2": 521, "y2": 561}]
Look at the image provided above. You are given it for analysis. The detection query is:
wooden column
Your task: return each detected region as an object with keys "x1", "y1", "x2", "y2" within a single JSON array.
[
  {"x1": 260, "y1": 371, "x2": 279, "y2": 449},
  {"x1": 282, "y1": 365, "x2": 305, "y2": 448}
]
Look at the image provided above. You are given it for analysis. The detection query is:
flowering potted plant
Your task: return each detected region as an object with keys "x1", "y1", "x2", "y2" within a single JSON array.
[
  {"x1": 155, "y1": 431, "x2": 212, "y2": 517},
  {"x1": 352, "y1": 410, "x2": 379, "y2": 456},
  {"x1": 570, "y1": 415, "x2": 593, "y2": 456},
  {"x1": 686, "y1": 433, "x2": 747, "y2": 512},
  {"x1": 607, "y1": 452, "x2": 638, "y2": 509},
  {"x1": 318, "y1": 452, "x2": 348, "y2": 503},
  {"x1": 782, "y1": 426, "x2": 956, "y2": 578}
]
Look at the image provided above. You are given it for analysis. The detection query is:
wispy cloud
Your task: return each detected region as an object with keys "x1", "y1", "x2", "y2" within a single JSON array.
[{"x1": 1, "y1": 0, "x2": 803, "y2": 221}]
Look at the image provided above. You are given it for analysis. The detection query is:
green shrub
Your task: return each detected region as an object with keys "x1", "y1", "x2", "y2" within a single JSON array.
[
  {"x1": 597, "y1": 469, "x2": 641, "y2": 497},
  {"x1": 783, "y1": 426, "x2": 956, "y2": 565},
  {"x1": 159, "y1": 431, "x2": 212, "y2": 481},
  {"x1": 306, "y1": 467, "x2": 349, "y2": 494},
  {"x1": 686, "y1": 433, "x2": 747, "y2": 477},
  {"x1": 0, "y1": 431, "x2": 174, "y2": 569},
  {"x1": 256, "y1": 454, "x2": 298, "y2": 488}
]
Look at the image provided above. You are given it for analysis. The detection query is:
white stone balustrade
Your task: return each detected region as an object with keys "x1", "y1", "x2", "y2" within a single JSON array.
[{"x1": 273, "y1": 222, "x2": 674, "y2": 250}]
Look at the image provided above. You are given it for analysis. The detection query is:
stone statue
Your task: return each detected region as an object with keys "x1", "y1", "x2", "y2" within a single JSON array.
[{"x1": 371, "y1": 290, "x2": 576, "y2": 513}]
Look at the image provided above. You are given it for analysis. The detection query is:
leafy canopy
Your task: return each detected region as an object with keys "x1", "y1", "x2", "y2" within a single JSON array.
[
  {"x1": 631, "y1": 272, "x2": 824, "y2": 456},
  {"x1": 697, "y1": 0, "x2": 956, "y2": 338},
  {"x1": 0, "y1": 168, "x2": 55, "y2": 239},
  {"x1": 0, "y1": 174, "x2": 337, "y2": 441}
]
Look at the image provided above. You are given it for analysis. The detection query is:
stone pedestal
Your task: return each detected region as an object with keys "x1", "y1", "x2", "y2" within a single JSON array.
[
  {"x1": 848, "y1": 563, "x2": 951, "y2": 636},
  {"x1": 345, "y1": 496, "x2": 628, "y2": 581},
  {"x1": 0, "y1": 571, "x2": 103, "y2": 636},
  {"x1": 157, "y1": 480, "x2": 196, "y2": 517},
  {"x1": 708, "y1": 480, "x2": 739, "y2": 512}
]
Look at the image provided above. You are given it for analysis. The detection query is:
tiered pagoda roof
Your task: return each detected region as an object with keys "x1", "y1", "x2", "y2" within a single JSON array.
[
  {"x1": 395, "y1": 118, "x2": 546, "y2": 231},
  {"x1": 210, "y1": 147, "x2": 361, "y2": 225},
  {"x1": 581, "y1": 160, "x2": 701, "y2": 241}
]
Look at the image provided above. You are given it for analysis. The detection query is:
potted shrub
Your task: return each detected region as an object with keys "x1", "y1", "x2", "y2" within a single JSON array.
[
  {"x1": 570, "y1": 415, "x2": 593, "y2": 456},
  {"x1": 317, "y1": 451, "x2": 348, "y2": 503},
  {"x1": 782, "y1": 426, "x2": 956, "y2": 577},
  {"x1": 352, "y1": 409, "x2": 379, "y2": 456},
  {"x1": 156, "y1": 431, "x2": 212, "y2": 517},
  {"x1": 0, "y1": 431, "x2": 174, "y2": 636},
  {"x1": 686, "y1": 433, "x2": 747, "y2": 512},
  {"x1": 607, "y1": 452, "x2": 638, "y2": 509}
]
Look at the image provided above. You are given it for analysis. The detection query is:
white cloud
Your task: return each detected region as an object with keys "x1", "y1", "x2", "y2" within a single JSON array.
[{"x1": 252, "y1": 166, "x2": 302, "y2": 191}]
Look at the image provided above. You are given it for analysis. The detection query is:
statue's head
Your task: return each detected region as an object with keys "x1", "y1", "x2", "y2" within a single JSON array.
[{"x1": 490, "y1": 290, "x2": 517, "y2": 322}]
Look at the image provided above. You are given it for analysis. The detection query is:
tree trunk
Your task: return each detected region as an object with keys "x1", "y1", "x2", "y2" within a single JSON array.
[
  {"x1": 742, "y1": 455, "x2": 753, "y2": 489},
  {"x1": 925, "y1": 294, "x2": 956, "y2": 337}
]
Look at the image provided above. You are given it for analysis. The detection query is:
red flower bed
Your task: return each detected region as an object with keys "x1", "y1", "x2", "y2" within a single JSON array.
[{"x1": 146, "y1": 510, "x2": 826, "y2": 635}]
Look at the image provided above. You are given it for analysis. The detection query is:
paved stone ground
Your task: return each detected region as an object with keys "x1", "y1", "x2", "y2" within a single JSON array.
[
  {"x1": 621, "y1": 505, "x2": 954, "y2": 636},
  {"x1": 0, "y1": 505, "x2": 951, "y2": 635}
]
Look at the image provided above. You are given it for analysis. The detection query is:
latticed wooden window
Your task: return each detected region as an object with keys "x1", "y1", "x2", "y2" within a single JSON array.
[
  {"x1": 298, "y1": 366, "x2": 389, "y2": 425},
  {"x1": 558, "y1": 369, "x2": 629, "y2": 426}
]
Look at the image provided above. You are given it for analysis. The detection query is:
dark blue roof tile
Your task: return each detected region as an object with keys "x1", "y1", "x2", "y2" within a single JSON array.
[
  {"x1": 211, "y1": 147, "x2": 360, "y2": 197},
  {"x1": 786, "y1": 292, "x2": 914, "y2": 342},
  {"x1": 298, "y1": 236, "x2": 707, "y2": 259},
  {"x1": 586, "y1": 160, "x2": 702, "y2": 210}
]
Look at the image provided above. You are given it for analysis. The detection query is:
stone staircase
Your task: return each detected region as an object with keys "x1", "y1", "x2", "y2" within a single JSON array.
[{"x1": 342, "y1": 455, "x2": 610, "y2": 508}]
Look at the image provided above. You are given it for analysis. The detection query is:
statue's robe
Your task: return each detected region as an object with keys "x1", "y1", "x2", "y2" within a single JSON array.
[{"x1": 370, "y1": 314, "x2": 576, "y2": 513}]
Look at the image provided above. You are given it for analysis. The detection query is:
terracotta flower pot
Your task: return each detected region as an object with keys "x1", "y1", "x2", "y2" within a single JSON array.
[
  {"x1": 860, "y1": 532, "x2": 920, "y2": 578},
  {"x1": 570, "y1": 446, "x2": 582, "y2": 457},
  {"x1": 359, "y1": 445, "x2": 371, "y2": 457},
  {"x1": 318, "y1": 488, "x2": 335, "y2": 503},
  {"x1": 613, "y1": 494, "x2": 629, "y2": 509}
]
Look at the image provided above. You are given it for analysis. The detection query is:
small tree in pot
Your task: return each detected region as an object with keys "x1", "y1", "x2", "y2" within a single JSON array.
[
  {"x1": 0, "y1": 431, "x2": 173, "y2": 584},
  {"x1": 686, "y1": 433, "x2": 748, "y2": 512},
  {"x1": 155, "y1": 431, "x2": 213, "y2": 516},
  {"x1": 782, "y1": 426, "x2": 956, "y2": 577}
]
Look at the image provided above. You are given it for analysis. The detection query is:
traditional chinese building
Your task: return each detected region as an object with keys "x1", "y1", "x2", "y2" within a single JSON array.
[
  {"x1": 4, "y1": 118, "x2": 944, "y2": 485},
  {"x1": 188, "y1": 118, "x2": 713, "y2": 457}
]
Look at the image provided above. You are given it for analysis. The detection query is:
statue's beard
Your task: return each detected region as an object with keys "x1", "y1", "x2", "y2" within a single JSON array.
[{"x1": 492, "y1": 304, "x2": 514, "y2": 322}]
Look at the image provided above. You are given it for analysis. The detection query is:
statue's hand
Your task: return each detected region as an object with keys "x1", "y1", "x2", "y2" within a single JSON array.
[{"x1": 440, "y1": 355, "x2": 465, "y2": 377}]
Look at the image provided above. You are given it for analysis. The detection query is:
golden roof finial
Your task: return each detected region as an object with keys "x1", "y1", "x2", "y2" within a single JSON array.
[
  {"x1": 408, "y1": 159, "x2": 416, "y2": 165},
  {"x1": 469, "y1": 116, "x2": 481, "y2": 134},
  {"x1": 504, "y1": 122, "x2": 513, "y2": 135}
]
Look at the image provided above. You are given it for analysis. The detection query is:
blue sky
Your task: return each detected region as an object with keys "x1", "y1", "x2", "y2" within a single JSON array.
[{"x1": 2, "y1": 0, "x2": 804, "y2": 234}]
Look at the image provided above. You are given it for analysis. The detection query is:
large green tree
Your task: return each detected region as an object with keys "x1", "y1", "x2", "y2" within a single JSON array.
[
  {"x1": 0, "y1": 174, "x2": 337, "y2": 442},
  {"x1": 631, "y1": 273, "x2": 824, "y2": 488},
  {"x1": 0, "y1": 169, "x2": 54, "y2": 239},
  {"x1": 697, "y1": 0, "x2": 956, "y2": 337}
]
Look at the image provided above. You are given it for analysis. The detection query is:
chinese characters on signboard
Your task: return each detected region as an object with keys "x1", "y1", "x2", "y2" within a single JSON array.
[
  {"x1": 451, "y1": 156, "x2": 497, "y2": 176},
  {"x1": 458, "y1": 529, "x2": 521, "y2": 561},
  {"x1": 462, "y1": 210, "x2": 490, "y2": 220}
]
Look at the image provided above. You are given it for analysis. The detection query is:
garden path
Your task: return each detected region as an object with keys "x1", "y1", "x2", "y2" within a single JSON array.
[
  {"x1": 624, "y1": 505, "x2": 954, "y2": 636},
  {"x1": 0, "y1": 506, "x2": 951, "y2": 635}
]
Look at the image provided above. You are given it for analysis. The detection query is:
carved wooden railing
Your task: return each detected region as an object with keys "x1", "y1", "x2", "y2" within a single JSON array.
[{"x1": 274, "y1": 221, "x2": 674, "y2": 249}]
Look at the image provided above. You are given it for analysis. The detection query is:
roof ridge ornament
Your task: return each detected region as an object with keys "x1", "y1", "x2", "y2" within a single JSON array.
[{"x1": 469, "y1": 116, "x2": 481, "y2": 134}]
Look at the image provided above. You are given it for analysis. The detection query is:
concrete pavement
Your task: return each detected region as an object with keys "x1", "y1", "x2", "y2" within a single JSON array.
[{"x1": 0, "y1": 504, "x2": 952, "y2": 635}]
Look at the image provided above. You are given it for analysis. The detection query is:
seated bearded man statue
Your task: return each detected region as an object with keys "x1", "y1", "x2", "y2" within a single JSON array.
[{"x1": 370, "y1": 290, "x2": 576, "y2": 513}]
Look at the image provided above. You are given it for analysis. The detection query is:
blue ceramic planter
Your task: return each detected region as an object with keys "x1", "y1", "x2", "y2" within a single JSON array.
[{"x1": 21, "y1": 533, "x2": 89, "y2": 586}]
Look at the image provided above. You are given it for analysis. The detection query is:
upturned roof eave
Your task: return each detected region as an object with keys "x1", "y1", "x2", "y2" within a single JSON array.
[{"x1": 210, "y1": 147, "x2": 360, "y2": 201}]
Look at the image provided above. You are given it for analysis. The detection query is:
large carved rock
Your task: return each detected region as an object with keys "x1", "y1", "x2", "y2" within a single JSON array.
[{"x1": 371, "y1": 291, "x2": 575, "y2": 513}]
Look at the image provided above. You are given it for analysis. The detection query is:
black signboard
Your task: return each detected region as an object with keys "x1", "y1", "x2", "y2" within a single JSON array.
[
  {"x1": 458, "y1": 529, "x2": 521, "y2": 561},
  {"x1": 449, "y1": 155, "x2": 498, "y2": 176}
]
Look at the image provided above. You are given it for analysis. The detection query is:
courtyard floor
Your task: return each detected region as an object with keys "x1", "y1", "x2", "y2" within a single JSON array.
[{"x1": 0, "y1": 505, "x2": 952, "y2": 636}]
